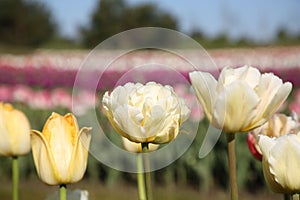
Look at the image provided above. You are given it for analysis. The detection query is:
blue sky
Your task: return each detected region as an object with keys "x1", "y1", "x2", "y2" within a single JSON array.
[{"x1": 43, "y1": 0, "x2": 300, "y2": 42}]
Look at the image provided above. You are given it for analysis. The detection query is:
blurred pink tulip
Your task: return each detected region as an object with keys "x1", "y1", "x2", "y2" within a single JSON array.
[
  {"x1": 0, "y1": 85, "x2": 13, "y2": 102},
  {"x1": 13, "y1": 85, "x2": 33, "y2": 103},
  {"x1": 51, "y1": 88, "x2": 72, "y2": 109},
  {"x1": 28, "y1": 90, "x2": 53, "y2": 109}
]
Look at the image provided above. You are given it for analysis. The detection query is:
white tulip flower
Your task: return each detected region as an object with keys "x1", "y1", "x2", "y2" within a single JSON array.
[
  {"x1": 189, "y1": 65, "x2": 292, "y2": 133},
  {"x1": 102, "y1": 82, "x2": 190, "y2": 144},
  {"x1": 259, "y1": 133, "x2": 300, "y2": 193}
]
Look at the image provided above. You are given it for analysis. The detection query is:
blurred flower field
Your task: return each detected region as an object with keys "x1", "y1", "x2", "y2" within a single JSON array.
[{"x1": 0, "y1": 46, "x2": 300, "y2": 199}]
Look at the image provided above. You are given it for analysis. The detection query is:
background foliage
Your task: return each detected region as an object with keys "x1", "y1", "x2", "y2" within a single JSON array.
[
  {"x1": 0, "y1": 0, "x2": 56, "y2": 47},
  {"x1": 0, "y1": 0, "x2": 299, "y2": 52}
]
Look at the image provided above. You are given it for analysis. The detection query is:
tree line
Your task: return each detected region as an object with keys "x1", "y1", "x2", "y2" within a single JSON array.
[{"x1": 0, "y1": 0, "x2": 299, "y2": 49}]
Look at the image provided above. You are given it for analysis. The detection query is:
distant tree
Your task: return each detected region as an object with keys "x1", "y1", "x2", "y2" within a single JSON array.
[
  {"x1": 0, "y1": 0, "x2": 56, "y2": 47},
  {"x1": 276, "y1": 28, "x2": 288, "y2": 40},
  {"x1": 273, "y1": 27, "x2": 295, "y2": 45},
  {"x1": 80, "y1": 0, "x2": 178, "y2": 48},
  {"x1": 123, "y1": 4, "x2": 177, "y2": 29},
  {"x1": 190, "y1": 30, "x2": 205, "y2": 41}
]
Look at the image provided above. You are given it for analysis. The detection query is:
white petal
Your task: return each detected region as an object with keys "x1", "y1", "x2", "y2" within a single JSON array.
[
  {"x1": 213, "y1": 81, "x2": 260, "y2": 133},
  {"x1": 262, "y1": 82, "x2": 292, "y2": 117},
  {"x1": 257, "y1": 135, "x2": 276, "y2": 157},
  {"x1": 113, "y1": 105, "x2": 147, "y2": 142},
  {"x1": 189, "y1": 71, "x2": 217, "y2": 122},
  {"x1": 268, "y1": 135, "x2": 300, "y2": 192},
  {"x1": 219, "y1": 66, "x2": 261, "y2": 89},
  {"x1": 256, "y1": 74, "x2": 292, "y2": 118}
]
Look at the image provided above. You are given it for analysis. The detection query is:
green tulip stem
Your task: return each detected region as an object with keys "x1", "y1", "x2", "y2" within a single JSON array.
[
  {"x1": 142, "y1": 142, "x2": 152, "y2": 200},
  {"x1": 226, "y1": 133, "x2": 238, "y2": 200},
  {"x1": 59, "y1": 184, "x2": 67, "y2": 200},
  {"x1": 12, "y1": 156, "x2": 19, "y2": 200},
  {"x1": 137, "y1": 154, "x2": 146, "y2": 200}
]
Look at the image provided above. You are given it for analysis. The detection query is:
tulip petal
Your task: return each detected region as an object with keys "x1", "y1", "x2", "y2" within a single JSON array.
[
  {"x1": 0, "y1": 108, "x2": 12, "y2": 156},
  {"x1": 178, "y1": 97, "x2": 191, "y2": 123},
  {"x1": 254, "y1": 74, "x2": 292, "y2": 126},
  {"x1": 43, "y1": 113, "x2": 75, "y2": 180},
  {"x1": 257, "y1": 135, "x2": 276, "y2": 157},
  {"x1": 154, "y1": 118, "x2": 179, "y2": 143},
  {"x1": 268, "y1": 134, "x2": 300, "y2": 193},
  {"x1": 31, "y1": 130, "x2": 60, "y2": 185},
  {"x1": 213, "y1": 81, "x2": 260, "y2": 133},
  {"x1": 0, "y1": 104, "x2": 30, "y2": 156},
  {"x1": 218, "y1": 66, "x2": 261, "y2": 89},
  {"x1": 114, "y1": 106, "x2": 141, "y2": 137},
  {"x1": 262, "y1": 156, "x2": 285, "y2": 193},
  {"x1": 261, "y1": 82, "x2": 292, "y2": 118},
  {"x1": 105, "y1": 106, "x2": 131, "y2": 140},
  {"x1": 189, "y1": 71, "x2": 217, "y2": 122},
  {"x1": 67, "y1": 127, "x2": 91, "y2": 183},
  {"x1": 6, "y1": 110, "x2": 31, "y2": 156},
  {"x1": 258, "y1": 135, "x2": 285, "y2": 192},
  {"x1": 64, "y1": 113, "x2": 80, "y2": 134}
]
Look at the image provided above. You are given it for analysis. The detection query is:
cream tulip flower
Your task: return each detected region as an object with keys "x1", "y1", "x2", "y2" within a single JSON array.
[
  {"x1": 0, "y1": 102, "x2": 31, "y2": 157},
  {"x1": 31, "y1": 112, "x2": 92, "y2": 185},
  {"x1": 252, "y1": 113, "x2": 299, "y2": 138},
  {"x1": 190, "y1": 65, "x2": 292, "y2": 200},
  {"x1": 258, "y1": 133, "x2": 300, "y2": 193},
  {"x1": 102, "y1": 82, "x2": 190, "y2": 144},
  {"x1": 247, "y1": 113, "x2": 299, "y2": 160},
  {"x1": 189, "y1": 65, "x2": 292, "y2": 133}
]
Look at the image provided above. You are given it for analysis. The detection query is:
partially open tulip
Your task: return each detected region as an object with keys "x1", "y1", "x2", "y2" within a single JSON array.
[
  {"x1": 102, "y1": 82, "x2": 190, "y2": 144},
  {"x1": 258, "y1": 133, "x2": 300, "y2": 193},
  {"x1": 189, "y1": 65, "x2": 292, "y2": 133},
  {"x1": 0, "y1": 102, "x2": 31, "y2": 157},
  {"x1": 31, "y1": 112, "x2": 92, "y2": 185},
  {"x1": 122, "y1": 137, "x2": 159, "y2": 153},
  {"x1": 247, "y1": 113, "x2": 299, "y2": 161}
]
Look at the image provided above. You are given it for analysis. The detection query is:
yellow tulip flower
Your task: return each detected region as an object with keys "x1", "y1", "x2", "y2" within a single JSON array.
[
  {"x1": 31, "y1": 112, "x2": 92, "y2": 185},
  {"x1": 0, "y1": 102, "x2": 31, "y2": 157},
  {"x1": 189, "y1": 65, "x2": 292, "y2": 133},
  {"x1": 258, "y1": 133, "x2": 300, "y2": 193}
]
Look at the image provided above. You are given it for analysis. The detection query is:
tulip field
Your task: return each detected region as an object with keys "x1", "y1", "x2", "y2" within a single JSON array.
[{"x1": 0, "y1": 46, "x2": 300, "y2": 200}]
